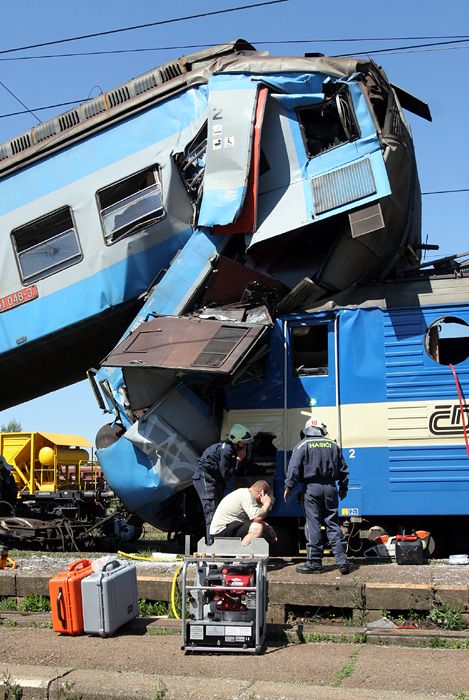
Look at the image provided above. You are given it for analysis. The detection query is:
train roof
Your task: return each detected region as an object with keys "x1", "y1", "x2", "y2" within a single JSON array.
[
  {"x1": 0, "y1": 40, "x2": 381, "y2": 178},
  {"x1": 304, "y1": 256, "x2": 469, "y2": 313}
]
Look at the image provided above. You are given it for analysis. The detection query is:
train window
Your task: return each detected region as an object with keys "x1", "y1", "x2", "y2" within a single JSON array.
[
  {"x1": 297, "y1": 86, "x2": 359, "y2": 158},
  {"x1": 97, "y1": 166, "x2": 165, "y2": 244},
  {"x1": 425, "y1": 317, "x2": 469, "y2": 366},
  {"x1": 173, "y1": 122, "x2": 207, "y2": 202},
  {"x1": 291, "y1": 324, "x2": 328, "y2": 375},
  {"x1": 11, "y1": 207, "x2": 82, "y2": 284}
]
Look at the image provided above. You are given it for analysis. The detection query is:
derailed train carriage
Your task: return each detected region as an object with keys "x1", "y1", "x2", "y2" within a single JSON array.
[
  {"x1": 2, "y1": 40, "x2": 465, "y2": 553},
  {"x1": 0, "y1": 40, "x2": 428, "y2": 409}
]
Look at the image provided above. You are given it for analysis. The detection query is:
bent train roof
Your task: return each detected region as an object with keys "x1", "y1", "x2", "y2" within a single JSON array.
[
  {"x1": 303, "y1": 273, "x2": 469, "y2": 314},
  {"x1": 0, "y1": 40, "x2": 375, "y2": 178}
]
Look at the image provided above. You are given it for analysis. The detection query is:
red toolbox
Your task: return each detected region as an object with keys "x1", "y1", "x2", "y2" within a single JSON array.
[{"x1": 49, "y1": 559, "x2": 93, "y2": 635}]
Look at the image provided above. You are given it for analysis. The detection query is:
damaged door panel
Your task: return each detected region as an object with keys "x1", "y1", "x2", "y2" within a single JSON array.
[
  {"x1": 201, "y1": 255, "x2": 287, "y2": 306},
  {"x1": 101, "y1": 316, "x2": 269, "y2": 375},
  {"x1": 198, "y1": 76, "x2": 266, "y2": 227},
  {"x1": 390, "y1": 83, "x2": 432, "y2": 122},
  {"x1": 213, "y1": 85, "x2": 269, "y2": 234}
]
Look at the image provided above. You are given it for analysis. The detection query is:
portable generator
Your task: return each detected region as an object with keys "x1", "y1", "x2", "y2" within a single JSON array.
[{"x1": 181, "y1": 537, "x2": 269, "y2": 654}]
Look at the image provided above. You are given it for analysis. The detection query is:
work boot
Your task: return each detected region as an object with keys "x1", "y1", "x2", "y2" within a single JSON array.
[
  {"x1": 339, "y1": 562, "x2": 351, "y2": 575},
  {"x1": 296, "y1": 562, "x2": 323, "y2": 574}
]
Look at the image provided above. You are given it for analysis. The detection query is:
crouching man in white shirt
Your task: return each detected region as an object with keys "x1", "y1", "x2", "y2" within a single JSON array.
[{"x1": 209, "y1": 480, "x2": 277, "y2": 546}]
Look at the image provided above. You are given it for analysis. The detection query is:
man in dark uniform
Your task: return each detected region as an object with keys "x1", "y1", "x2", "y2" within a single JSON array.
[
  {"x1": 193, "y1": 424, "x2": 253, "y2": 543},
  {"x1": 284, "y1": 416, "x2": 350, "y2": 575}
]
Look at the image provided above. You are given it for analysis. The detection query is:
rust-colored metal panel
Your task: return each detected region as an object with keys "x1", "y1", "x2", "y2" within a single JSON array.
[
  {"x1": 101, "y1": 316, "x2": 268, "y2": 374},
  {"x1": 202, "y1": 256, "x2": 286, "y2": 306}
]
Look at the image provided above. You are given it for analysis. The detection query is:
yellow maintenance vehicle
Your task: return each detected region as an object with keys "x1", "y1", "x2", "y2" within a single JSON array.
[
  {"x1": 1, "y1": 431, "x2": 96, "y2": 494},
  {"x1": 0, "y1": 432, "x2": 142, "y2": 550}
]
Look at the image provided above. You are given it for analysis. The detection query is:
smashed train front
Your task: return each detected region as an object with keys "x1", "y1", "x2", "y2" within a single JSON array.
[{"x1": 91, "y1": 44, "x2": 431, "y2": 533}]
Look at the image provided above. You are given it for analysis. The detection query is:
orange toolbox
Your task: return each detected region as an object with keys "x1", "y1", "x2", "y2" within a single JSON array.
[{"x1": 49, "y1": 559, "x2": 93, "y2": 635}]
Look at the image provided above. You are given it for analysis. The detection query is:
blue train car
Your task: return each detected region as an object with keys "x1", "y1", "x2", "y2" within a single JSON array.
[
  {"x1": 0, "y1": 40, "x2": 430, "y2": 409},
  {"x1": 220, "y1": 271, "x2": 469, "y2": 550},
  {"x1": 0, "y1": 39, "x2": 442, "y2": 547},
  {"x1": 98, "y1": 257, "x2": 469, "y2": 551}
]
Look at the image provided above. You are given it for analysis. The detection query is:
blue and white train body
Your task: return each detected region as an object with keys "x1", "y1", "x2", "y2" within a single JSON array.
[
  {"x1": 98, "y1": 264, "x2": 469, "y2": 548},
  {"x1": 223, "y1": 274, "x2": 469, "y2": 540},
  {"x1": 0, "y1": 40, "x2": 429, "y2": 409},
  {"x1": 2, "y1": 40, "x2": 458, "y2": 547}
]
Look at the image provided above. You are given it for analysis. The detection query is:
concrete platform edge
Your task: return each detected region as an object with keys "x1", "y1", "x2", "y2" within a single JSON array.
[{"x1": 0, "y1": 663, "x2": 455, "y2": 700}]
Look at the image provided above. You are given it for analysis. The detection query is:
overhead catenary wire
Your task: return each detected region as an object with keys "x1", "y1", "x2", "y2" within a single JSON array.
[
  {"x1": 0, "y1": 100, "x2": 90, "y2": 118},
  {"x1": 0, "y1": 28, "x2": 466, "y2": 203},
  {"x1": 0, "y1": 79, "x2": 41, "y2": 124},
  {"x1": 0, "y1": 35, "x2": 468, "y2": 62},
  {"x1": 0, "y1": 20, "x2": 465, "y2": 124},
  {"x1": 422, "y1": 188, "x2": 469, "y2": 195},
  {"x1": 336, "y1": 36, "x2": 469, "y2": 58},
  {"x1": 2, "y1": 34, "x2": 469, "y2": 121},
  {"x1": 0, "y1": 1, "x2": 288, "y2": 57}
]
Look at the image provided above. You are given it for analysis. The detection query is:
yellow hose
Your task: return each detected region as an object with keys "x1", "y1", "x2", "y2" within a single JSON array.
[
  {"x1": 116, "y1": 551, "x2": 183, "y2": 619},
  {"x1": 170, "y1": 564, "x2": 184, "y2": 620},
  {"x1": 6, "y1": 557, "x2": 16, "y2": 569},
  {"x1": 117, "y1": 550, "x2": 182, "y2": 562}
]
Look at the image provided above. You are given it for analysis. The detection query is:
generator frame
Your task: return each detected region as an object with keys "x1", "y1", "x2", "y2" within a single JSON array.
[{"x1": 181, "y1": 537, "x2": 269, "y2": 654}]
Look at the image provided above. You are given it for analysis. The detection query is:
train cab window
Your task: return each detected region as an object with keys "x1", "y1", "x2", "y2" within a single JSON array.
[
  {"x1": 11, "y1": 207, "x2": 82, "y2": 284},
  {"x1": 297, "y1": 87, "x2": 359, "y2": 158},
  {"x1": 97, "y1": 166, "x2": 165, "y2": 244},
  {"x1": 425, "y1": 316, "x2": 469, "y2": 366},
  {"x1": 291, "y1": 324, "x2": 328, "y2": 376},
  {"x1": 173, "y1": 122, "x2": 207, "y2": 202}
]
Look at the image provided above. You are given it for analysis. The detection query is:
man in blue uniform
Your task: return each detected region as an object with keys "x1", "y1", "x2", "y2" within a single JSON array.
[
  {"x1": 193, "y1": 424, "x2": 253, "y2": 543},
  {"x1": 284, "y1": 416, "x2": 350, "y2": 575}
]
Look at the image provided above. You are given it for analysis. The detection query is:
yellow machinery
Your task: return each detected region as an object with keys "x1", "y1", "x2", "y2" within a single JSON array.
[
  {"x1": 0, "y1": 432, "x2": 98, "y2": 494},
  {"x1": 0, "y1": 432, "x2": 143, "y2": 551}
]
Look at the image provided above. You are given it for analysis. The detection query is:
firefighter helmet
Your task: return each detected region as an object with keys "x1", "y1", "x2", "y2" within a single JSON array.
[
  {"x1": 304, "y1": 416, "x2": 328, "y2": 435},
  {"x1": 228, "y1": 424, "x2": 253, "y2": 444}
]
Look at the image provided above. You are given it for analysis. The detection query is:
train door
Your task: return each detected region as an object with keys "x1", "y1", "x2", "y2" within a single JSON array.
[
  {"x1": 284, "y1": 314, "x2": 339, "y2": 463},
  {"x1": 277, "y1": 315, "x2": 339, "y2": 551}
]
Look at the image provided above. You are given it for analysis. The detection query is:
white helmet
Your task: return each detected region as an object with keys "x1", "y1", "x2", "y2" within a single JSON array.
[
  {"x1": 304, "y1": 416, "x2": 327, "y2": 435},
  {"x1": 228, "y1": 424, "x2": 253, "y2": 444}
]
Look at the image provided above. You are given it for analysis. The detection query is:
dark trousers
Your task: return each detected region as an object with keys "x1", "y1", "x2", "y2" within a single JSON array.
[
  {"x1": 193, "y1": 475, "x2": 225, "y2": 541},
  {"x1": 303, "y1": 482, "x2": 347, "y2": 566}
]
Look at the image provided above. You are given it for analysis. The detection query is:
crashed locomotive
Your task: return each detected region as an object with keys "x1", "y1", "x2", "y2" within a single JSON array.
[{"x1": 5, "y1": 41, "x2": 465, "y2": 551}]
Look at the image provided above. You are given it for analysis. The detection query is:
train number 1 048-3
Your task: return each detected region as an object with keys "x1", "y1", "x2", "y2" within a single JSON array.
[{"x1": 0, "y1": 285, "x2": 38, "y2": 313}]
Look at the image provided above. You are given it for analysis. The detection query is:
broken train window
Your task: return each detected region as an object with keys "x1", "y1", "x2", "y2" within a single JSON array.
[
  {"x1": 173, "y1": 122, "x2": 207, "y2": 202},
  {"x1": 97, "y1": 165, "x2": 165, "y2": 244},
  {"x1": 424, "y1": 317, "x2": 469, "y2": 366},
  {"x1": 297, "y1": 86, "x2": 359, "y2": 158},
  {"x1": 12, "y1": 206, "x2": 82, "y2": 284},
  {"x1": 291, "y1": 324, "x2": 329, "y2": 376}
]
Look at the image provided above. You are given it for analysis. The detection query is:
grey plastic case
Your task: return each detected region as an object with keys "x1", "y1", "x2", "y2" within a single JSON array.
[{"x1": 81, "y1": 560, "x2": 138, "y2": 636}]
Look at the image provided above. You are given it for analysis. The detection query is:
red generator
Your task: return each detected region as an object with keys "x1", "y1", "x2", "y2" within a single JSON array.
[{"x1": 181, "y1": 538, "x2": 269, "y2": 653}]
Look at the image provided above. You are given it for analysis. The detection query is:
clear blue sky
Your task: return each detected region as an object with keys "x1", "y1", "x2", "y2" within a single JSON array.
[{"x1": 0, "y1": 0, "x2": 468, "y2": 442}]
